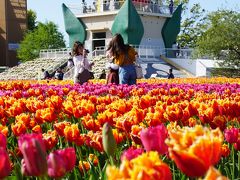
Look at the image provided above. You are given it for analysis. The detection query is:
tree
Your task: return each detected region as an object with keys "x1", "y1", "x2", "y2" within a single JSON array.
[
  {"x1": 196, "y1": 10, "x2": 240, "y2": 69},
  {"x1": 177, "y1": 3, "x2": 206, "y2": 48},
  {"x1": 27, "y1": 10, "x2": 37, "y2": 31},
  {"x1": 17, "y1": 21, "x2": 66, "y2": 62}
]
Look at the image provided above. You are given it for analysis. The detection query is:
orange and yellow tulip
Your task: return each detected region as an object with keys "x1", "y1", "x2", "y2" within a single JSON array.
[{"x1": 166, "y1": 125, "x2": 223, "y2": 177}]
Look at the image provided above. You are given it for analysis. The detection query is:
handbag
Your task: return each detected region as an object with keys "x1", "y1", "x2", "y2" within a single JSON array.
[{"x1": 77, "y1": 58, "x2": 92, "y2": 84}]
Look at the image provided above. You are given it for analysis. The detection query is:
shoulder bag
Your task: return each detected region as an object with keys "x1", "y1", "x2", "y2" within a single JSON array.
[{"x1": 77, "y1": 58, "x2": 92, "y2": 84}]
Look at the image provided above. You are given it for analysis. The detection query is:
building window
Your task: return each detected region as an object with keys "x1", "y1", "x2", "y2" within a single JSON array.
[{"x1": 92, "y1": 32, "x2": 106, "y2": 50}]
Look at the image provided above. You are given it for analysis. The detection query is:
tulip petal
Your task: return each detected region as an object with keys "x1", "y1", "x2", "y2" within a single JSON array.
[{"x1": 170, "y1": 150, "x2": 208, "y2": 177}]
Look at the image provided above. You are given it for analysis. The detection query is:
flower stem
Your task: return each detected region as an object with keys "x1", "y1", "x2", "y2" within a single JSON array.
[{"x1": 232, "y1": 145, "x2": 235, "y2": 180}]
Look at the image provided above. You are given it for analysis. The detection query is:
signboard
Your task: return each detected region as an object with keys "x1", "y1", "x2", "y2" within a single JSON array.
[{"x1": 8, "y1": 43, "x2": 20, "y2": 51}]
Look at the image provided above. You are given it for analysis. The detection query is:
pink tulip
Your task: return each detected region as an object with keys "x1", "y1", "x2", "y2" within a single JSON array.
[
  {"x1": 18, "y1": 133, "x2": 47, "y2": 176},
  {"x1": 120, "y1": 147, "x2": 144, "y2": 161},
  {"x1": 0, "y1": 133, "x2": 6, "y2": 148},
  {"x1": 47, "y1": 152, "x2": 67, "y2": 178},
  {"x1": 47, "y1": 147, "x2": 76, "y2": 178},
  {"x1": 140, "y1": 124, "x2": 168, "y2": 155},
  {"x1": 224, "y1": 128, "x2": 239, "y2": 144},
  {"x1": 0, "y1": 147, "x2": 11, "y2": 178}
]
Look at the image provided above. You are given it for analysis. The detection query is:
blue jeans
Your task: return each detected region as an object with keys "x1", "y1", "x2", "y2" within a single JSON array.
[{"x1": 119, "y1": 64, "x2": 137, "y2": 85}]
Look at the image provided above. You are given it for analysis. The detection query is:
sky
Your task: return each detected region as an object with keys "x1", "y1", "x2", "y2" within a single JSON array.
[{"x1": 27, "y1": 0, "x2": 240, "y2": 47}]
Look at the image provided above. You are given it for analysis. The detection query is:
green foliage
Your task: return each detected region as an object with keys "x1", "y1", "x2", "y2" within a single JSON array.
[
  {"x1": 210, "y1": 68, "x2": 240, "y2": 78},
  {"x1": 17, "y1": 21, "x2": 66, "y2": 62},
  {"x1": 177, "y1": 3, "x2": 207, "y2": 48},
  {"x1": 196, "y1": 10, "x2": 240, "y2": 69},
  {"x1": 27, "y1": 10, "x2": 37, "y2": 31}
]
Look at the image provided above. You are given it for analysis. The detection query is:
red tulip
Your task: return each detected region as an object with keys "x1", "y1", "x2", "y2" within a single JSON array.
[
  {"x1": 0, "y1": 133, "x2": 7, "y2": 148},
  {"x1": 47, "y1": 147, "x2": 76, "y2": 177},
  {"x1": 0, "y1": 147, "x2": 11, "y2": 178},
  {"x1": 140, "y1": 124, "x2": 168, "y2": 155},
  {"x1": 234, "y1": 138, "x2": 240, "y2": 151},
  {"x1": 18, "y1": 133, "x2": 47, "y2": 176}
]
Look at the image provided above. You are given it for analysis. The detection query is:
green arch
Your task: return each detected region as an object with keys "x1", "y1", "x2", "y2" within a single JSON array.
[
  {"x1": 62, "y1": 3, "x2": 86, "y2": 48},
  {"x1": 111, "y1": 0, "x2": 144, "y2": 45},
  {"x1": 161, "y1": 4, "x2": 182, "y2": 48}
]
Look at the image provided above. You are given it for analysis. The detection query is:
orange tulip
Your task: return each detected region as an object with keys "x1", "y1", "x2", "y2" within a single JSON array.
[
  {"x1": 166, "y1": 125, "x2": 223, "y2": 177},
  {"x1": 62, "y1": 87, "x2": 70, "y2": 95},
  {"x1": 43, "y1": 130, "x2": 58, "y2": 150},
  {"x1": 85, "y1": 131, "x2": 103, "y2": 152},
  {"x1": 210, "y1": 115, "x2": 227, "y2": 131},
  {"x1": 45, "y1": 96, "x2": 63, "y2": 110},
  {"x1": 0, "y1": 108, "x2": 6, "y2": 119},
  {"x1": 112, "y1": 129, "x2": 124, "y2": 144},
  {"x1": 164, "y1": 104, "x2": 183, "y2": 122},
  {"x1": 0, "y1": 125, "x2": 8, "y2": 137},
  {"x1": 107, "y1": 151, "x2": 172, "y2": 180},
  {"x1": 7, "y1": 102, "x2": 25, "y2": 117},
  {"x1": 15, "y1": 113, "x2": 30, "y2": 128},
  {"x1": 131, "y1": 125, "x2": 144, "y2": 145},
  {"x1": 32, "y1": 125, "x2": 42, "y2": 134},
  {"x1": 35, "y1": 107, "x2": 56, "y2": 123},
  {"x1": 62, "y1": 100, "x2": 74, "y2": 116},
  {"x1": 0, "y1": 117, "x2": 8, "y2": 126},
  {"x1": 75, "y1": 135, "x2": 85, "y2": 146},
  {"x1": 202, "y1": 166, "x2": 228, "y2": 180},
  {"x1": 88, "y1": 154, "x2": 99, "y2": 166},
  {"x1": 54, "y1": 121, "x2": 71, "y2": 136},
  {"x1": 82, "y1": 114, "x2": 100, "y2": 131},
  {"x1": 221, "y1": 144, "x2": 230, "y2": 158},
  {"x1": 78, "y1": 161, "x2": 90, "y2": 172},
  {"x1": 64, "y1": 124, "x2": 80, "y2": 142},
  {"x1": 11, "y1": 122, "x2": 27, "y2": 136}
]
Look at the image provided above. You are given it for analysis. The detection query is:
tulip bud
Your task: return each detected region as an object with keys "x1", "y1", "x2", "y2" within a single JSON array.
[{"x1": 102, "y1": 123, "x2": 117, "y2": 157}]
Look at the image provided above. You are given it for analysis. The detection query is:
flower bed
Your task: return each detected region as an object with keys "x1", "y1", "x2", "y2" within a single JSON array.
[{"x1": 0, "y1": 77, "x2": 239, "y2": 179}]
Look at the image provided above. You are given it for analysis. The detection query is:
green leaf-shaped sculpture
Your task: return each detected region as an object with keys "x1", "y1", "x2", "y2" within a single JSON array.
[
  {"x1": 62, "y1": 3, "x2": 86, "y2": 48},
  {"x1": 161, "y1": 4, "x2": 183, "y2": 48},
  {"x1": 111, "y1": 0, "x2": 144, "y2": 45}
]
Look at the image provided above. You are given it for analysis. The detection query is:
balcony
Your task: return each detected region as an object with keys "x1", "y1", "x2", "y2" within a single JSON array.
[{"x1": 67, "y1": 0, "x2": 175, "y2": 17}]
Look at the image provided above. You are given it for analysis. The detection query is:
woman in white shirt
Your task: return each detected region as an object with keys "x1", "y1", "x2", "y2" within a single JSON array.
[{"x1": 72, "y1": 41, "x2": 93, "y2": 84}]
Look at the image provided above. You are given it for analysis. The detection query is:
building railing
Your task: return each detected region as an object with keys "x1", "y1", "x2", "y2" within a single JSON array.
[
  {"x1": 92, "y1": 45, "x2": 166, "y2": 59},
  {"x1": 39, "y1": 48, "x2": 71, "y2": 59},
  {"x1": 165, "y1": 48, "x2": 193, "y2": 59},
  {"x1": 67, "y1": 1, "x2": 176, "y2": 16},
  {"x1": 40, "y1": 46, "x2": 189, "y2": 60}
]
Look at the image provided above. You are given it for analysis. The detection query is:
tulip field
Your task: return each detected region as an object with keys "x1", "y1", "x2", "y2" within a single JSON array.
[{"x1": 0, "y1": 77, "x2": 240, "y2": 179}]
